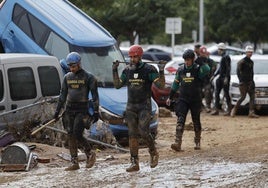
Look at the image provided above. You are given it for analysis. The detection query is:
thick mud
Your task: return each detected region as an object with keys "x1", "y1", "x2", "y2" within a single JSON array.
[{"x1": 0, "y1": 109, "x2": 267, "y2": 187}]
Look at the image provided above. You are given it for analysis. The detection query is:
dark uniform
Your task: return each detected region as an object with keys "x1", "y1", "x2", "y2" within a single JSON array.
[
  {"x1": 195, "y1": 56, "x2": 217, "y2": 111},
  {"x1": 212, "y1": 52, "x2": 232, "y2": 115},
  {"x1": 113, "y1": 59, "x2": 165, "y2": 171},
  {"x1": 169, "y1": 60, "x2": 210, "y2": 151},
  {"x1": 231, "y1": 56, "x2": 258, "y2": 117},
  {"x1": 55, "y1": 68, "x2": 99, "y2": 170}
]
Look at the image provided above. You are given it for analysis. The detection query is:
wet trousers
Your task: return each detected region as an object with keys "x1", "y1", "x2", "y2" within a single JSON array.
[
  {"x1": 62, "y1": 111, "x2": 92, "y2": 158},
  {"x1": 174, "y1": 99, "x2": 202, "y2": 134},
  {"x1": 235, "y1": 81, "x2": 255, "y2": 111},
  {"x1": 126, "y1": 100, "x2": 156, "y2": 153},
  {"x1": 214, "y1": 77, "x2": 231, "y2": 110}
]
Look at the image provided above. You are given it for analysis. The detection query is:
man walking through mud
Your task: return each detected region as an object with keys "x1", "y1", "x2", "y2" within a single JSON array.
[
  {"x1": 231, "y1": 45, "x2": 259, "y2": 118},
  {"x1": 211, "y1": 43, "x2": 232, "y2": 116},
  {"x1": 166, "y1": 49, "x2": 210, "y2": 151},
  {"x1": 112, "y1": 45, "x2": 166, "y2": 172},
  {"x1": 54, "y1": 52, "x2": 99, "y2": 171},
  {"x1": 198, "y1": 46, "x2": 217, "y2": 113}
]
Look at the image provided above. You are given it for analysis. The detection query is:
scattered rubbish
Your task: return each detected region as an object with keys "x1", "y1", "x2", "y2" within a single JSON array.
[
  {"x1": 0, "y1": 130, "x2": 16, "y2": 147},
  {"x1": 0, "y1": 142, "x2": 38, "y2": 172},
  {"x1": 57, "y1": 152, "x2": 86, "y2": 162},
  {"x1": 36, "y1": 157, "x2": 50, "y2": 163}
]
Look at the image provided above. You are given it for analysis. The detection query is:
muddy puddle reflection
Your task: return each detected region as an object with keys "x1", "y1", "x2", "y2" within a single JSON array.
[{"x1": 0, "y1": 157, "x2": 266, "y2": 187}]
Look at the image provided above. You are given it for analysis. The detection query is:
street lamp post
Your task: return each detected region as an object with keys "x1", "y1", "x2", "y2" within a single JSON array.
[{"x1": 199, "y1": 0, "x2": 204, "y2": 45}]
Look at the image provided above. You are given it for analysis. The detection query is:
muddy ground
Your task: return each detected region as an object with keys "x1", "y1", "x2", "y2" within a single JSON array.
[{"x1": 0, "y1": 108, "x2": 267, "y2": 187}]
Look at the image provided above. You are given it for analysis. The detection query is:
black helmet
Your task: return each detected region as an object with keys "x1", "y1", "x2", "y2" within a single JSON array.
[{"x1": 183, "y1": 49, "x2": 195, "y2": 59}]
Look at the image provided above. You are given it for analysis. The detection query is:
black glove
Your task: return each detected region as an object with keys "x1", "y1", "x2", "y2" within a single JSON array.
[
  {"x1": 157, "y1": 61, "x2": 167, "y2": 72},
  {"x1": 112, "y1": 61, "x2": 119, "y2": 70},
  {"x1": 93, "y1": 112, "x2": 99, "y2": 123}
]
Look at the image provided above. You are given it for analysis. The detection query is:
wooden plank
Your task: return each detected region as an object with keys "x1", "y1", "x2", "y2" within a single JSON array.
[{"x1": 0, "y1": 164, "x2": 26, "y2": 172}]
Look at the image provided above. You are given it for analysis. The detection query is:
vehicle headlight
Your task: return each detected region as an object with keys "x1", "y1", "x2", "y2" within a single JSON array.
[
  {"x1": 99, "y1": 106, "x2": 125, "y2": 125},
  {"x1": 151, "y1": 109, "x2": 159, "y2": 123}
]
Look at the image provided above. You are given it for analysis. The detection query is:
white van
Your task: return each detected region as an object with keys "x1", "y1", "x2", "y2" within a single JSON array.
[{"x1": 0, "y1": 53, "x2": 63, "y2": 130}]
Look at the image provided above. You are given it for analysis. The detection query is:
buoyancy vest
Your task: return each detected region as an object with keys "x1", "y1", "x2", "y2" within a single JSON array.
[
  {"x1": 178, "y1": 64, "x2": 203, "y2": 102},
  {"x1": 124, "y1": 63, "x2": 155, "y2": 104}
]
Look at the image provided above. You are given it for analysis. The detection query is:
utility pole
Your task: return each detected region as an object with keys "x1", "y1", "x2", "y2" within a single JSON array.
[{"x1": 199, "y1": 0, "x2": 204, "y2": 45}]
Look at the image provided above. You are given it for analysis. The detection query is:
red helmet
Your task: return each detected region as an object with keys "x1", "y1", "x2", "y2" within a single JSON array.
[
  {"x1": 128, "y1": 45, "x2": 143, "y2": 57},
  {"x1": 199, "y1": 46, "x2": 207, "y2": 55}
]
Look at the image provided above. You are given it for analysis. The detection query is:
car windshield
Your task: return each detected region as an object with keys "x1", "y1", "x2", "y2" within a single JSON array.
[
  {"x1": 231, "y1": 58, "x2": 268, "y2": 75},
  {"x1": 71, "y1": 45, "x2": 125, "y2": 87}
]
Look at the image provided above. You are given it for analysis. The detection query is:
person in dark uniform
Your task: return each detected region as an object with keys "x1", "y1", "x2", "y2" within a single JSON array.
[
  {"x1": 231, "y1": 46, "x2": 259, "y2": 118},
  {"x1": 198, "y1": 46, "x2": 217, "y2": 113},
  {"x1": 112, "y1": 45, "x2": 166, "y2": 172},
  {"x1": 166, "y1": 49, "x2": 210, "y2": 152},
  {"x1": 54, "y1": 52, "x2": 99, "y2": 171},
  {"x1": 194, "y1": 43, "x2": 201, "y2": 58},
  {"x1": 211, "y1": 42, "x2": 232, "y2": 116}
]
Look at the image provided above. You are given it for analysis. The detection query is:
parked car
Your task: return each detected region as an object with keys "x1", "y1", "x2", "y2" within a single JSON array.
[
  {"x1": 229, "y1": 55, "x2": 268, "y2": 110},
  {"x1": 120, "y1": 47, "x2": 171, "y2": 62},
  {"x1": 207, "y1": 45, "x2": 245, "y2": 56},
  {"x1": 144, "y1": 45, "x2": 182, "y2": 58},
  {"x1": 0, "y1": 53, "x2": 63, "y2": 130},
  {"x1": 142, "y1": 51, "x2": 172, "y2": 62},
  {"x1": 0, "y1": 0, "x2": 159, "y2": 141}
]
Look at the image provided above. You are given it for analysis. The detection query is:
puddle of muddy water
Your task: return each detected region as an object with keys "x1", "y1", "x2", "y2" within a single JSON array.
[{"x1": 0, "y1": 157, "x2": 266, "y2": 188}]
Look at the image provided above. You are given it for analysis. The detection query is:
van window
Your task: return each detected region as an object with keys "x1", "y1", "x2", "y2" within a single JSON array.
[
  {"x1": 45, "y1": 32, "x2": 69, "y2": 60},
  {"x1": 13, "y1": 4, "x2": 50, "y2": 49},
  {"x1": 0, "y1": 70, "x2": 3, "y2": 100},
  {"x1": 8, "y1": 67, "x2": 37, "y2": 100},
  {"x1": 12, "y1": 4, "x2": 69, "y2": 60},
  {"x1": 72, "y1": 45, "x2": 125, "y2": 86},
  {"x1": 38, "y1": 66, "x2": 61, "y2": 96}
]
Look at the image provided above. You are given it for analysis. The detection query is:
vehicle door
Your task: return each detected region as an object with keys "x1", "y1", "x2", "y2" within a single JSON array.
[
  {"x1": 1, "y1": 3, "x2": 48, "y2": 54},
  {"x1": 3, "y1": 62, "x2": 40, "y2": 111}
]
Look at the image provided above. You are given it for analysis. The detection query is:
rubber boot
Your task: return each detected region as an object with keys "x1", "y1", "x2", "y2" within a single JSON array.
[
  {"x1": 149, "y1": 149, "x2": 159, "y2": 168},
  {"x1": 65, "y1": 156, "x2": 80, "y2": 171},
  {"x1": 65, "y1": 136, "x2": 79, "y2": 171},
  {"x1": 194, "y1": 131, "x2": 201, "y2": 150},
  {"x1": 171, "y1": 124, "x2": 183, "y2": 152},
  {"x1": 85, "y1": 151, "x2": 96, "y2": 168},
  {"x1": 126, "y1": 156, "x2": 139, "y2": 172},
  {"x1": 224, "y1": 104, "x2": 232, "y2": 116},
  {"x1": 211, "y1": 109, "x2": 219, "y2": 115},
  {"x1": 205, "y1": 106, "x2": 211, "y2": 113},
  {"x1": 171, "y1": 141, "x2": 182, "y2": 151},
  {"x1": 230, "y1": 106, "x2": 237, "y2": 117},
  {"x1": 126, "y1": 138, "x2": 139, "y2": 172},
  {"x1": 248, "y1": 111, "x2": 259, "y2": 118}
]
